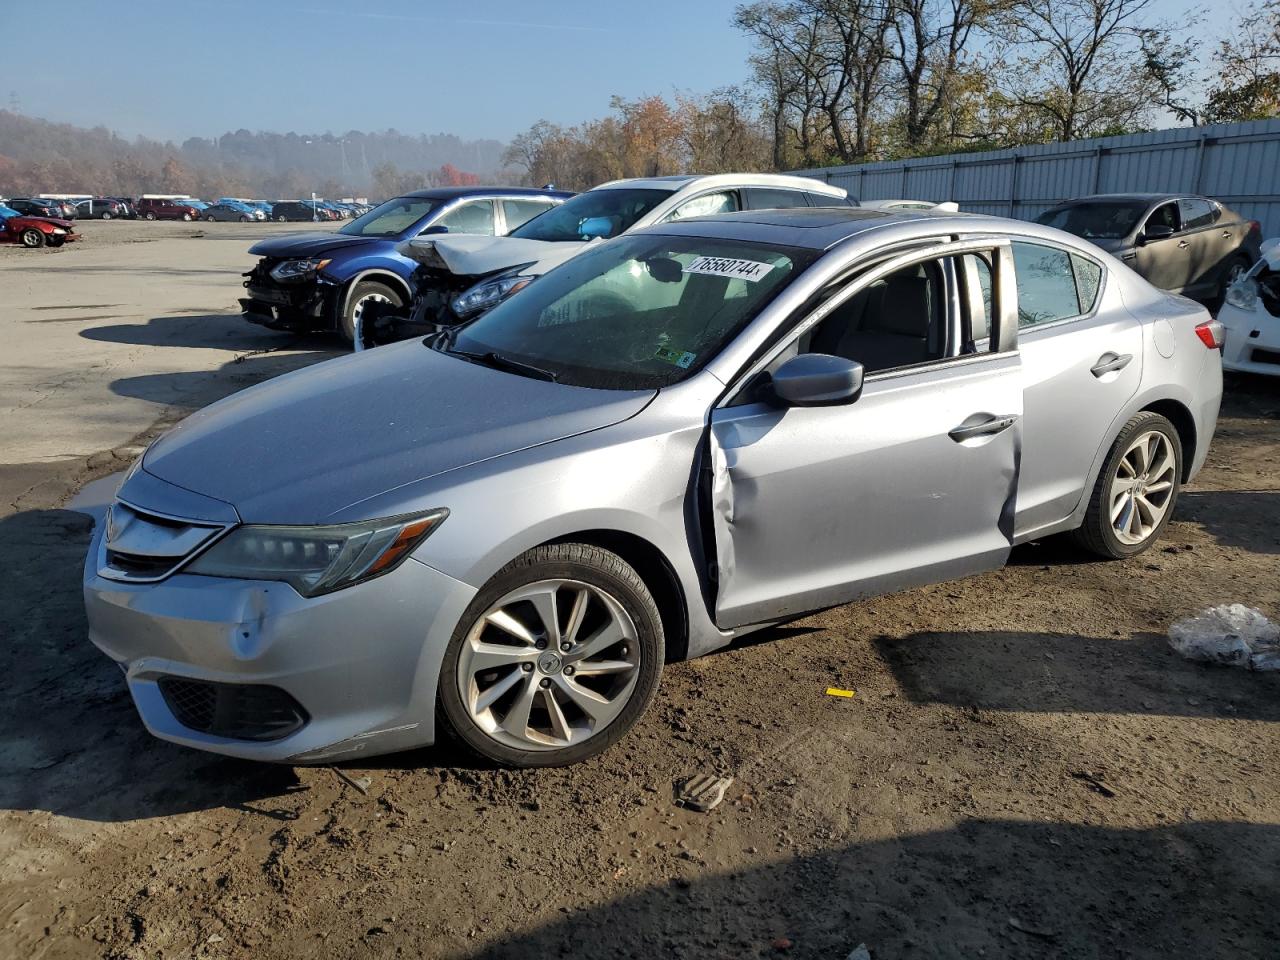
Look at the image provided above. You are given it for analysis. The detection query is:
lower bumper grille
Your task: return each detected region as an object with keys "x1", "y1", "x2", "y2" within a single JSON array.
[
  {"x1": 1250, "y1": 347, "x2": 1280, "y2": 366},
  {"x1": 157, "y1": 677, "x2": 309, "y2": 741}
]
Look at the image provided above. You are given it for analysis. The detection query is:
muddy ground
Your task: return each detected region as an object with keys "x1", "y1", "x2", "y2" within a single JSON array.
[{"x1": 1, "y1": 226, "x2": 1278, "y2": 959}]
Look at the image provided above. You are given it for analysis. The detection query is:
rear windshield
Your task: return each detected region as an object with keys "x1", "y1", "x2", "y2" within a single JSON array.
[
  {"x1": 510, "y1": 188, "x2": 670, "y2": 243},
  {"x1": 1035, "y1": 202, "x2": 1147, "y2": 240},
  {"x1": 340, "y1": 196, "x2": 440, "y2": 238}
]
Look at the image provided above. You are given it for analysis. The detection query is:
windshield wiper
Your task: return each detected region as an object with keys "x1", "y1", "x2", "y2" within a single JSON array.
[{"x1": 449, "y1": 348, "x2": 559, "y2": 382}]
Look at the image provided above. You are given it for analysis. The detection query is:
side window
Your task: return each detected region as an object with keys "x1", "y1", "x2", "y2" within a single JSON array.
[
  {"x1": 1145, "y1": 202, "x2": 1181, "y2": 236},
  {"x1": 802, "y1": 191, "x2": 843, "y2": 208},
  {"x1": 1178, "y1": 198, "x2": 1215, "y2": 231},
  {"x1": 1011, "y1": 242, "x2": 1082, "y2": 328},
  {"x1": 1071, "y1": 254, "x2": 1103, "y2": 313},
  {"x1": 502, "y1": 199, "x2": 554, "y2": 231},
  {"x1": 744, "y1": 188, "x2": 810, "y2": 211},
  {"x1": 803, "y1": 260, "x2": 947, "y2": 373},
  {"x1": 666, "y1": 191, "x2": 739, "y2": 221},
  {"x1": 435, "y1": 199, "x2": 495, "y2": 235}
]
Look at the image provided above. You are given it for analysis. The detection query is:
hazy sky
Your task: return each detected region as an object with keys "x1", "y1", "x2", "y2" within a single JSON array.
[{"x1": 2, "y1": 0, "x2": 1208, "y2": 143}]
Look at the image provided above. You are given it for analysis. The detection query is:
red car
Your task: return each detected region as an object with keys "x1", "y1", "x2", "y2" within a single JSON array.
[
  {"x1": 136, "y1": 198, "x2": 202, "y2": 221},
  {"x1": 0, "y1": 205, "x2": 80, "y2": 248}
]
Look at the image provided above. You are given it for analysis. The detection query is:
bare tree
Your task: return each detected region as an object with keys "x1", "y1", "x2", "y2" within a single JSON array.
[{"x1": 994, "y1": 0, "x2": 1162, "y2": 141}]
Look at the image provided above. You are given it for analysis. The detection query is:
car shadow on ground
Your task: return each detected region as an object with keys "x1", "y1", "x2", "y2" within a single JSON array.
[
  {"x1": 872, "y1": 628, "x2": 1280, "y2": 720},
  {"x1": 80, "y1": 312, "x2": 336, "y2": 353},
  {"x1": 1178, "y1": 490, "x2": 1280, "y2": 554},
  {"x1": 462, "y1": 819, "x2": 1279, "y2": 959}
]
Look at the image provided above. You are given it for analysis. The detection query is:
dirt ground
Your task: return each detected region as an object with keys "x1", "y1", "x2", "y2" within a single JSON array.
[{"x1": 1, "y1": 226, "x2": 1278, "y2": 960}]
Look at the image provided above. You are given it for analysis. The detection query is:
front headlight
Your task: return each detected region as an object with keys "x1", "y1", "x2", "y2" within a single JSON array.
[
  {"x1": 452, "y1": 274, "x2": 536, "y2": 318},
  {"x1": 270, "y1": 257, "x2": 332, "y2": 282},
  {"x1": 52, "y1": 228, "x2": 67, "y2": 235},
  {"x1": 186, "y1": 509, "x2": 447, "y2": 597},
  {"x1": 1225, "y1": 277, "x2": 1259, "y2": 311}
]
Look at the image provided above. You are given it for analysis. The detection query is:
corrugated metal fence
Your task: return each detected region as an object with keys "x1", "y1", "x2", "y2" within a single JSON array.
[{"x1": 793, "y1": 118, "x2": 1280, "y2": 235}]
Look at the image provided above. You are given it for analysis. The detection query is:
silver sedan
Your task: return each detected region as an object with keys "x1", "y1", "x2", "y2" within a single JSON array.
[{"x1": 84, "y1": 208, "x2": 1223, "y2": 767}]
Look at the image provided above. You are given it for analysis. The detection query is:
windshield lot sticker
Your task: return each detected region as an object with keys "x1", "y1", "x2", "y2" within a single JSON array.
[
  {"x1": 655, "y1": 346, "x2": 697, "y2": 368},
  {"x1": 683, "y1": 256, "x2": 774, "y2": 282}
]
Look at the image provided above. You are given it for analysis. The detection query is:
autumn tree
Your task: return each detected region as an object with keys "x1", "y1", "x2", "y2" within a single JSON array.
[{"x1": 1204, "y1": 1, "x2": 1280, "y2": 122}]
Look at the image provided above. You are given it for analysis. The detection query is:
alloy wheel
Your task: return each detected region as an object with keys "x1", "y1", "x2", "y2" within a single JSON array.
[
  {"x1": 351, "y1": 292, "x2": 391, "y2": 328},
  {"x1": 456, "y1": 579, "x2": 641, "y2": 751},
  {"x1": 1109, "y1": 430, "x2": 1176, "y2": 545}
]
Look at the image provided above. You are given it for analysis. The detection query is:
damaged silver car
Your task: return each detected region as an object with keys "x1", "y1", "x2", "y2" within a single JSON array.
[{"x1": 84, "y1": 207, "x2": 1223, "y2": 768}]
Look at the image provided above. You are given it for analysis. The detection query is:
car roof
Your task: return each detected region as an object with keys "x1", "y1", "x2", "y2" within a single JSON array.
[
  {"x1": 396, "y1": 186, "x2": 575, "y2": 201},
  {"x1": 1051, "y1": 193, "x2": 1212, "y2": 206},
  {"x1": 590, "y1": 173, "x2": 847, "y2": 197},
  {"x1": 641, "y1": 205, "x2": 1067, "y2": 251}
]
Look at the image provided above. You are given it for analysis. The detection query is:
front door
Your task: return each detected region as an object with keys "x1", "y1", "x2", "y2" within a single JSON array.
[
  {"x1": 1134, "y1": 201, "x2": 1191, "y2": 292},
  {"x1": 708, "y1": 242, "x2": 1023, "y2": 629}
]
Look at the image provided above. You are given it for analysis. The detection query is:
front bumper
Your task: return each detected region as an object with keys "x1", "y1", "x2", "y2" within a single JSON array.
[
  {"x1": 1219, "y1": 301, "x2": 1280, "y2": 376},
  {"x1": 240, "y1": 264, "x2": 341, "y2": 332},
  {"x1": 84, "y1": 523, "x2": 476, "y2": 763}
]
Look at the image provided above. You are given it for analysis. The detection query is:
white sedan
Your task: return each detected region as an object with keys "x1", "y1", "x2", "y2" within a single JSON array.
[{"x1": 1219, "y1": 239, "x2": 1280, "y2": 376}]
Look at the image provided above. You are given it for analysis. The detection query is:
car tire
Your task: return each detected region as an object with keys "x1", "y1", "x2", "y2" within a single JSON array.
[
  {"x1": 1212, "y1": 254, "x2": 1252, "y2": 310},
  {"x1": 101, "y1": 211, "x2": 112, "y2": 220},
  {"x1": 240, "y1": 215, "x2": 251, "y2": 222},
  {"x1": 340, "y1": 280, "x2": 403, "y2": 343},
  {"x1": 145, "y1": 212, "x2": 156, "y2": 221},
  {"x1": 20, "y1": 228, "x2": 45, "y2": 248},
  {"x1": 438, "y1": 543, "x2": 665, "y2": 768},
  {"x1": 1071, "y1": 411, "x2": 1182, "y2": 559},
  {"x1": 205, "y1": 215, "x2": 216, "y2": 222},
  {"x1": 276, "y1": 214, "x2": 287, "y2": 222},
  {"x1": 181, "y1": 213, "x2": 192, "y2": 222}
]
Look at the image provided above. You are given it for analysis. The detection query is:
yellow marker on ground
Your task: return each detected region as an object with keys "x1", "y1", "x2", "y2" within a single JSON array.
[{"x1": 825, "y1": 687, "x2": 855, "y2": 699}]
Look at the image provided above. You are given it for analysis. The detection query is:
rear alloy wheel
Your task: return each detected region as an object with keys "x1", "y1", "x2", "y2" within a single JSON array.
[
  {"x1": 1072, "y1": 412, "x2": 1181, "y2": 558},
  {"x1": 340, "y1": 280, "x2": 402, "y2": 344},
  {"x1": 145, "y1": 212, "x2": 157, "y2": 221},
  {"x1": 439, "y1": 544, "x2": 665, "y2": 768},
  {"x1": 101, "y1": 211, "x2": 112, "y2": 220},
  {"x1": 276, "y1": 214, "x2": 287, "y2": 222},
  {"x1": 20, "y1": 228, "x2": 45, "y2": 248},
  {"x1": 206, "y1": 215, "x2": 216, "y2": 222},
  {"x1": 181, "y1": 213, "x2": 192, "y2": 222}
]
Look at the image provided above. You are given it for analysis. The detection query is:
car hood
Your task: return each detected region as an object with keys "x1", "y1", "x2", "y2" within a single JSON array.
[
  {"x1": 141, "y1": 341, "x2": 654, "y2": 524},
  {"x1": 401, "y1": 234, "x2": 589, "y2": 277},
  {"x1": 14, "y1": 215, "x2": 74, "y2": 229},
  {"x1": 248, "y1": 232, "x2": 387, "y2": 258}
]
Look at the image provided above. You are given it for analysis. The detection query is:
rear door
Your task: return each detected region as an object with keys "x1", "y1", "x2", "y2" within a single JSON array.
[
  {"x1": 708, "y1": 239, "x2": 1023, "y2": 628},
  {"x1": 1011, "y1": 240, "x2": 1143, "y2": 536},
  {"x1": 1134, "y1": 201, "x2": 1190, "y2": 291}
]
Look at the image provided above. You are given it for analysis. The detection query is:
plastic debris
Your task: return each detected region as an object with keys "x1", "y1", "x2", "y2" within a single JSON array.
[
  {"x1": 674, "y1": 774, "x2": 733, "y2": 812},
  {"x1": 847, "y1": 945, "x2": 872, "y2": 960},
  {"x1": 1168, "y1": 605, "x2": 1280, "y2": 671},
  {"x1": 825, "y1": 687, "x2": 856, "y2": 698}
]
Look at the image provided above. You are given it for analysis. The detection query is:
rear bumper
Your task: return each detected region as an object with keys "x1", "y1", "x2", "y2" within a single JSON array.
[{"x1": 84, "y1": 522, "x2": 476, "y2": 763}]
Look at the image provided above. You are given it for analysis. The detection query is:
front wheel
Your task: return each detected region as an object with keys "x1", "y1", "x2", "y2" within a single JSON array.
[
  {"x1": 240, "y1": 215, "x2": 250, "y2": 222},
  {"x1": 144, "y1": 212, "x2": 157, "y2": 221},
  {"x1": 340, "y1": 279, "x2": 402, "y2": 343},
  {"x1": 438, "y1": 543, "x2": 665, "y2": 768},
  {"x1": 1072, "y1": 412, "x2": 1182, "y2": 559},
  {"x1": 205, "y1": 215, "x2": 216, "y2": 222},
  {"x1": 181, "y1": 213, "x2": 192, "y2": 222},
  {"x1": 276, "y1": 214, "x2": 287, "y2": 222},
  {"x1": 20, "y1": 228, "x2": 45, "y2": 248},
  {"x1": 101, "y1": 211, "x2": 112, "y2": 220}
]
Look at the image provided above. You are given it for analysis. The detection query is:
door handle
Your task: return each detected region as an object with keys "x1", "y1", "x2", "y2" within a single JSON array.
[
  {"x1": 948, "y1": 415, "x2": 1018, "y2": 442},
  {"x1": 1223, "y1": 231, "x2": 1232, "y2": 239},
  {"x1": 1177, "y1": 240, "x2": 1190, "y2": 249},
  {"x1": 1091, "y1": 352, "x2": 1133, "y2": 377}
]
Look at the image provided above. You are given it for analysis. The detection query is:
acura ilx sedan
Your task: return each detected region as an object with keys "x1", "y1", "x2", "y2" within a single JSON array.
[{"x1": 84, "y1": 207, "x2": 1223, "y2": 768}]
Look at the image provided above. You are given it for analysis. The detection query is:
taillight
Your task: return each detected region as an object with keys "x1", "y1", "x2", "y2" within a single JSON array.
[{"x1": 1195, "y1": 319, "x2": 1225, "y2": 350}]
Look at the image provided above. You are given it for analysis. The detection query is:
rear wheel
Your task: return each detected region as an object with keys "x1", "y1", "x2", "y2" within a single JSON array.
[
  {"x1": 438, "y1": 543, "x2": 665, "y2": 768},
  {"x1": 276, "y1": 214, "x2": 287, "y2": 222},
  {"x1": 101, "y1": 211, "x2": 113, "y2": 220},
  {"x1": 144, "y1": 212, "x2": 157, "y2": 221},
  {"x1": 240, "y1": 215, "x2": 251, "y2": 222},
  {"x1": 181, "y1": 213, "x2": 192, "y2": 222},
  {"x1": 20, "y1": 228, "x2": 45, "y2": 248},
  {"x1": 1072, "y1": 412, "x2": 1182, "y2": 559},
  {"x1": 205, "y1": 215, "x2": 216, "y2": 222},
  {"x1": 340, "y1": 280, "x2": 402, "y2": 344}
]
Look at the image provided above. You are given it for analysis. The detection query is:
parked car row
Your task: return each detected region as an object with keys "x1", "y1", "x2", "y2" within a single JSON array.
[
  {"x1": 93, "y1": 194, "x2": 1225, "y2": 769},
  {"x1": 0, "y1": 202, "x2": 80, "y2": 247},
  {"x1": 0, "y1": 196, "x2": 375, "y2": 222}
]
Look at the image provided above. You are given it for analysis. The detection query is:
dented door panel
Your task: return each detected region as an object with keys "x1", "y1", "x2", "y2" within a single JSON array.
[{"x1": 709, "y1": 352, "x2": 1022, "y2": 629}]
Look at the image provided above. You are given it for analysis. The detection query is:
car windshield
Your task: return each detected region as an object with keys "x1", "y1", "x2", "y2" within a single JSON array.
[
  {"x1": 340, "y1": 196, "x2": 440, "y2": 237},
  {"x1": 1036, "y1": 202, "x2": 1147, "y2": 240},
  {"x1": 0, "y1": 205, "x2": 17, "y2": 218},
  {"x1": 510, "y1": 188, "x2": 670, "y2": 243},
  {"x1": 444, "y1": 234, "x2": 815, "y2": 389}
]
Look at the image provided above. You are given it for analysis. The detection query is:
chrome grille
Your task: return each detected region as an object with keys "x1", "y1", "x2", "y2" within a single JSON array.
[{"x1": 98, "y1": 500, "x2": 231, "y2": 583}]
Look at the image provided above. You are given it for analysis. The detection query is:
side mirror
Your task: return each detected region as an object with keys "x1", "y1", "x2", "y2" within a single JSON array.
[
  {"x1": 421, "y1": 224, "x2": 449, "y2": 235},
  {"x1": 770, "y1": 353, "x2": 865, "y2": 407},
  {"x1": 1140, "y1": 224, "x2": 1175, "y2": 244},
  {"x1": 579, "y1": 216, "x2": 614, "y2": 239}
]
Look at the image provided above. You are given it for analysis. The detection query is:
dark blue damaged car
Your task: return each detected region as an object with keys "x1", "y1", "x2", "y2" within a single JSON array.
[{"x1": 239, "y1": 186, "x2": 572, "y2": 342}]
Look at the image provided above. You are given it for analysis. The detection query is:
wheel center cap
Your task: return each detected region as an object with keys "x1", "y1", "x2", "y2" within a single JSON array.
[{"x1": 537, "y1": 652, "x2": 562, "y2": 674}]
